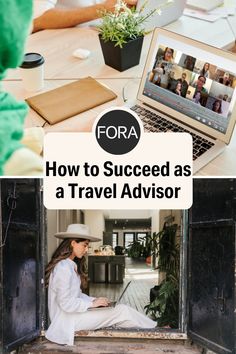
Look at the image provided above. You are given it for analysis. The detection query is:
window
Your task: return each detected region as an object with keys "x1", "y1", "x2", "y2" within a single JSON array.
[
  {"x1": 124, "y1": 233, "x2": 135, "y2": 248},
  {"x1": 136, "y1": 232, "x2": 148, "y2": 242},
  {"x1": 112, "y1": 232, "x2": 118, "y2": 248}
]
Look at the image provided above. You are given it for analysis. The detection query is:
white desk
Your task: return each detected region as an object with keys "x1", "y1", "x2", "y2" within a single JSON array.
[
  {"x1": 165, "y1": 14, "x2": 236, "y2": 50},
  {"x1": 3, "y1": 15, "x2": 236, "y2": 176}
]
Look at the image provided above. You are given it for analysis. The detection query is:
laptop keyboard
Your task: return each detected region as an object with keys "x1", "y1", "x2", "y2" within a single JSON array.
[{"x1": 131, "y1": 105, "x2": 215, "y2": 161}]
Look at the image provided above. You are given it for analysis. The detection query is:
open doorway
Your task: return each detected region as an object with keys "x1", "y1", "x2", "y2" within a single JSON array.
[
  {"x1": 0, "y1": 180, "x2": 187, "y2": 353},
  {"x1": 1, "y1": 179, "x2": 235, "y2": 354},
  {"x1": 46, "y1": 209, "x2": 184, "y2": 335}
]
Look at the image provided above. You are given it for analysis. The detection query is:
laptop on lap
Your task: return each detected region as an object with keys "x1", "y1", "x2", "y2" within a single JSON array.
[
  {"x1": 88, "y1": 281, "x2": 131, "y2": 311},
  {"x1": 136, "y1": 0, "x2": 186, "y2": 31},
  {"x1": 127, "y1": 28, "x2": 236, "y2": 174}
]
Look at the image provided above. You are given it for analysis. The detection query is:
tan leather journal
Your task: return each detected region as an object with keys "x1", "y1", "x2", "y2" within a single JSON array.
[{"x1": 26, "y1": 77, "x2": 117, "y2": 125}]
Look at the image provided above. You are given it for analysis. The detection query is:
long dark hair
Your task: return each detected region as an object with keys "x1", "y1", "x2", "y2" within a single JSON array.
[
  {"x1": 201, "y1": 62, "x2": 210, "y2": 76},
  {"x1": 45, "y1": 238, "x2": 88, "y2": 289},
  {"x1": 212, "y1": 99, "x2": 222, "y2": 114}
]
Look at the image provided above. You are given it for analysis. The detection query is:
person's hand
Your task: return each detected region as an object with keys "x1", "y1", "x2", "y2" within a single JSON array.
[
  {"x1": 103, "y1": 0, "x2": 118, "y2": 11},
  {"x1": 125, "y1": 0, "x2": 137, "y2": 6},
  {"x1": 92, "y1": 297, "x2": 110, "y2": 308},
  {"x1": 103, "y1": 0, "x2": 137, "y2": 12}
]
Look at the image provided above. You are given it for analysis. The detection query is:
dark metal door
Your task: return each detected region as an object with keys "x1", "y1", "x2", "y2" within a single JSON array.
[
  {"x1": 188, "y1": 179, "x2": 236, "y2": 354},
  {"x1": 0, "y1": 179, "x2": 44, "y2": 353}
]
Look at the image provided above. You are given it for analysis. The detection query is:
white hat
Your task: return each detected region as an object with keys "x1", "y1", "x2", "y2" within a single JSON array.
[{"x1": 55, "y1": 224, "x2": 101, "y2": 242}]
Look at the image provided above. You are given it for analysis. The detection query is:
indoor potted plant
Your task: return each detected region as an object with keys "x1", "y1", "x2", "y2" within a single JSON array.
[
  {"x1": 144, "y1": 223, "x2": 180, "y2": 328},
  {"x1": 97, "y1": 0, "x2": 163, "y2": 71}
]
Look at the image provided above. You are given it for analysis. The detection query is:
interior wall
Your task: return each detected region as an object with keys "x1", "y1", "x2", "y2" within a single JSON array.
[
  {"x1": 84, "y1": 210, "x2": 104, "y2": 253},
  {"x1": 151, "y1": 210, "x2": 160, "y2": 233},
  {"x1": 58, "y1": 210, "x2": 82, "y2": 231},
  {"x1": 46, "y1": 209, "x2": 59, "y2": 262},
  {"x1": 159, "y1": 210, "x2": 181, "y2": 231},
  {"x1": 46, "y1": 209, "x2": 84, "y2": 261}
]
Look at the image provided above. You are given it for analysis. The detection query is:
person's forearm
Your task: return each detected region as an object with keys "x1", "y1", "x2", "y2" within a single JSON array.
[{"x1": 33, "y1": 4, "x2": 107, "y2": 33}]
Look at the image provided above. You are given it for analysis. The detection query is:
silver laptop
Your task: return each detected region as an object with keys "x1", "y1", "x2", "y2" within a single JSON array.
[
  {"x1": 88, "y1": 281, "x2": 131, "y2": 311},
  {"x1": 186, "y1": 0, "x2": 224, "y2": 12},
  {"x1": 127, "y1": 28, "x2": 236, "y2": 174},
  {"x1": 136, "y1": 0, "x2": 186, "y2": 31}
]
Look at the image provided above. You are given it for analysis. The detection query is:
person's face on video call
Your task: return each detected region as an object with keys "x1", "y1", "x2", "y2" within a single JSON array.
[
  {"x1": 213, "y1": 101, "x2": 221, "y2": 112},
  {"x1": 223, "y1": 94, "x2": 228, "y2": 101},
  {"x1": 224, "y1": 72, "x2": 230, "y2": 79},
  {"x1": 185, "y1": 56, "x2": 193, "y2": 67},
  {"x1": 197, "y1": 76, "x2": 206, "y2": 89},
  {"x1": 164, "y1": 48, "x2": 173, "y2": 61},
  {"x1": 71, "y1": 240, "x2": 90, "y2": 258},
  {"x1": 176, "y1": 82, "x2": 182, "y2": 91}
]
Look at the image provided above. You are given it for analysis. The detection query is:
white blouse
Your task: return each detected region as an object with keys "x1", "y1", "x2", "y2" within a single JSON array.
[{"x1": 45, "y1": 258, "x2": 95, "y2": 345}]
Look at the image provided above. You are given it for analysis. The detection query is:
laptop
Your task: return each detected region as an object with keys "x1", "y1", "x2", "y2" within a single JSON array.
[
  {"x1": 136, "y1": 0, "x2": 187, "y2": 31},
  {"x1": 127, "y1": 28, "x2": 236, "y2": 174},
  {"x1": 88, "y1": 281, "x2": 131, "y2": 311},
  {"x1": 186, "y1": 0, "x2": 224, "y2": 12}
]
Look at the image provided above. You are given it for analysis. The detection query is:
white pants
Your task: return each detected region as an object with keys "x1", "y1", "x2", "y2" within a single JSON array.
[{"x1": 75, "y1": 304, "x2": 156, "y2": 331}]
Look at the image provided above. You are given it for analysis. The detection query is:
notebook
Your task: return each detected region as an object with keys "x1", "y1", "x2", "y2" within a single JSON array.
[
  {"x1": 126, "y1": 28, "x2": 236, "y2": 173},
  {"x1": 88, "y1": 281, "x2": 131, "y2": 311},
  {"x1": 26, "y1": 77, "x2": 117, "y2": 125},
  {"x1": 136, "y1": 0, "x2": 186, "y2": 31}
]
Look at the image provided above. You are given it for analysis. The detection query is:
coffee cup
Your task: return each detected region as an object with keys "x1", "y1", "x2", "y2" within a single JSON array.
[{"x1": 19, "y1": 53, "x2": 45, "y2": 92}]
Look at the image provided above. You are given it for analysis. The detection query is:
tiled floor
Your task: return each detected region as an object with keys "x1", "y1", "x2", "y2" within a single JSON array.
[{"x1": 89, "y1": 257, "x2": 159, "y2": 314}]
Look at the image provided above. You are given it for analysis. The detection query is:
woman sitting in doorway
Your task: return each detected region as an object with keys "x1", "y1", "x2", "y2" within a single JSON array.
[{"x1": 45, "y1": 224, "x2": 156, "y2": 346}]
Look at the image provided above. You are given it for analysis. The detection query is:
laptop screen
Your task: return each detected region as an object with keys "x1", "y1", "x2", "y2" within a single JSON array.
[{"x1": 142, "y1": 34, "x2": 236, "y2": 135}]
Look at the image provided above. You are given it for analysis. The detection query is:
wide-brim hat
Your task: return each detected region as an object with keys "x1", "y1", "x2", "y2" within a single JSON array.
[{"x1": 55, "y1": 224, "x2": 101, "y2": 242}]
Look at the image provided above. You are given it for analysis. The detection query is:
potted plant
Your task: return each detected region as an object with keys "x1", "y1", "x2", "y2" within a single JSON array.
[
  {"x1": 126, "y1": 239, "x2": 144, "y2": 259},
  {"x1": 97, "y1": 0, "x2": 161, "y2": 71},
  {"x1": 144, "y1": 223, "x2": 180, "y2": 328}
]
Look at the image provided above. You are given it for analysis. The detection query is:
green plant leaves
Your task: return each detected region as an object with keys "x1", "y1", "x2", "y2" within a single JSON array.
[
  {"x1": 144, "y1": 224, "x2": 180, "y2": 328},
  {"x1": 97, "y1": 0, "x2": 157, "y2": 48}
]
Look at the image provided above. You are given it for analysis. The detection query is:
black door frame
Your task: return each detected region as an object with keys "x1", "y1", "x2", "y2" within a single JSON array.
[
  {"x1": 0, "y1": 179, "x2": 46, "y2": 353},
  {"x1": 0, "y1": 187, "x2": 3, "y2": 354},
  {"x1": 186, "y1": 178, "x2": 236, "y2": 354},
  {"x1": 179, "y1": 210, "x2": 188, "y2": 334}
]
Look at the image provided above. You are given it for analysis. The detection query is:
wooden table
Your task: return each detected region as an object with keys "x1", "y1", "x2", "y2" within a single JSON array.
[
  {"x1": 4, "y1": 27, "x2": 144, "y2": 131},
  {"x1": 6, "y1": 28, "x2": 151, "y2": 80},
  {"x1": 2, "y1": 78, "x2": 131, "y2": 132},
  {"x1": 3, "y1": 19, "x2": 236, "y2": 176}
]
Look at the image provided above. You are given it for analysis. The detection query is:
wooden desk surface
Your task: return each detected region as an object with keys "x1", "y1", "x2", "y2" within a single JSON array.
[
  {"x1": 2, "y1": 78, "x2": 128, "y2": 131},
  {"x1": 5, "y1": 12, "x2": 236, "y2": 81},
  {"x1": 5, "y1": 28, "x2": 152, "y2": 81}
]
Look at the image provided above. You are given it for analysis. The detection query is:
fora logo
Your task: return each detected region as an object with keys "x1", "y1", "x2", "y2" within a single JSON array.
[
  {"x1": 95, "y1": 108, "x2": 142, "y2": 155},
  {"x1": 97, "y1": 126, "x2": 139, "y2": 140}
]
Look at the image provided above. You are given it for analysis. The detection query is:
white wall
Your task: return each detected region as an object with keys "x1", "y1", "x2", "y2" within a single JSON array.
[
  {"x1": 46, "y1": 209, "x2": 59, "y2": 261},
  {"x1": 151, "y1": 210, "x2": 160, "y2": 233},
  {"x1": 159, "y1": 210, "x2": 181, "y2": 230},
  {"x1": 104, "y1": 210, "x2": 153, "y2": 219},
  {"x1": 84, "y1": 210, "x2": 104, "y2": 253}
]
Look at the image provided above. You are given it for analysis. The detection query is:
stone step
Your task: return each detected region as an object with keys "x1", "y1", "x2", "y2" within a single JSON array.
[{"x1": 19, "y1": 338, "x2": 203, "y2": 354}]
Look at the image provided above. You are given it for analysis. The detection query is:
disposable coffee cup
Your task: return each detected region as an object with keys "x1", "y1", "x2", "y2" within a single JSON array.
[{"x1": 19, "y1": 53, "x2": 45, "y2": 92}]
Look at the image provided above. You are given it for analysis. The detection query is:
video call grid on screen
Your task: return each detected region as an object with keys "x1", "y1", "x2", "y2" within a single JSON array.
[{"x1": 143, "y1": 35, "x2": 236, "y2": 134}]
